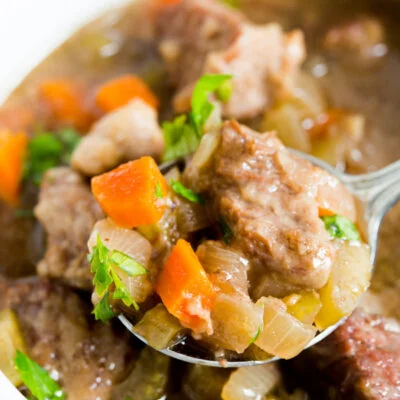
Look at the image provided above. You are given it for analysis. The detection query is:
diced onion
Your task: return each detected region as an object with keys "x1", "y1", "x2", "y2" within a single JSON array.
[
  {"x1": 263, "y1": 103, "x2": 311, "y2": 153},
  {"x1": 133, "y1": 304, "x2": 184, "y2": 349},
  {"x1": 222, "y1": 363, "x2": 281, "y2": 400},
  {"x1": 176, "y1": 200, "x2": 211, "y2": 234},
  {"x1": 191, "y1": 129, "x2": 221, "y2": 170},
  {"x1": 0, "y1": 309, "x2": 27, "y2": 386},
  {"x1": 255, "y1": 297, "x2": 317, "y2": 359},
  {"x1": 197, "y1": 241, "x2": 249, "y2": 294},
  {"x1": 88, "y1": 218, "x2": 153, "y2": 303},
  {"x1": 207, "y1": 293, "x2": 264, "y2": 353},
  {"x1": 315, "y1": 240, "x2": 372, "y2": 330}
]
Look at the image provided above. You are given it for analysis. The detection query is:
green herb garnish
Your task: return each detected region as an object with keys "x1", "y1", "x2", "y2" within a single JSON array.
[
  {"x1": 321, "y1": 215, "x2": 361, "y2": 241},
  {"x1": 162, "y1": 74, "x2": 232, "y2": 162},
  {"x1": 171, "y1": 180, "x2": 205, "y2": 205},
  {"x1": 249, "y1": 325, "x2": 263, "y2": 345},
  {"x1": 24, "y1": 128, "x2": 81, "y2": 185},
  {"x1": 155, "y1": 182, "x2": 164, "y2": 199},
  {"x1": 220, "y1": 0, "x2": 240, "y2": 8},
  {"x1": 93, "y1": 292, "x2": 115, "y2": 323},
  {"x1": 191, "y1": 74, "x2": 232, "y2": 135},
  {"x1": 14, "y1": 350, "x2": 65, "y2": 400},
  {"x1": 219, "y1": 217, "x2": 233, "y2": 244},
  {"x1": 89, "y1": 235, "x2": 147, "y2": 322},
  {"x1": 14, "y1": 209, "x2": 35, "y2": 218}
]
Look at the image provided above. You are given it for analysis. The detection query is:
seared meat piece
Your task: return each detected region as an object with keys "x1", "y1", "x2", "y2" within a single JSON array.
[
  {"x1": 72, "y1": 99, "x2": 164, "y2": 176},
  {"x1": 35, "y1": 167, "x2": 104, "y2": 289},
  {"x1": 155, "y1": 0, "x2": 305, "y2": 119},
  {"x1": 185, "y1": 121, "x2": 355, "y2": 294},
  {"x1": 289, "y1": 310, "x2": 400, "y2": 400},
  {"x1": 0, "y1": 278, "x2": 136, "y2": 400}
]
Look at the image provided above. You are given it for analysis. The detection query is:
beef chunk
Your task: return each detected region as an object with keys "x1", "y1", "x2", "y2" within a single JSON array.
[
  {"x1": 72, "y1": 99, "x2": 164, "y2": 176},
  {"x1": 154, "y1": 0, "x2": 305, "y2": 119},
  {"x1": 289, "y1": 310, "x2": 400, "y2": 400},
  {"x1": 185, "y1": 121, "x2": 355, "y2": 295},
  {"x1": 35, "y1": 167, "x2": 104, "y2": 289},
  {"x1": 0, "y1": 278, "x2": 136, "y2": 400}
]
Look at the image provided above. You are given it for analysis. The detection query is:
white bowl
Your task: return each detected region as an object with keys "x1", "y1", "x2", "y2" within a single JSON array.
[{"x1": 0, "y1": 0, "x2": 129, "y2": 397}]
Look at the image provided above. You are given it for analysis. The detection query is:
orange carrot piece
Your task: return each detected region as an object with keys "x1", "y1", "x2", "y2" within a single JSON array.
[
  {"x1": 156, "y1": 239, "x2": 215, "y2": 334},
  {"x1": 91, "y1": 156, "x2": 168, "y2": 228},
  {"x1": 0, "y1": 131, "x2": 28, "y2": 206},
  {"x1": 95, "y1": 75, "x2": 159, "y2": 113},
  {"x1": 39, "y1": 79, "x2": 92, "y2": 130}
]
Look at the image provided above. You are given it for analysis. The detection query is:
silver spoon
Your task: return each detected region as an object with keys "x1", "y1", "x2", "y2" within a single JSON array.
[{"x1": 119, "y1": 153, "x2": 400, "y2": 367}]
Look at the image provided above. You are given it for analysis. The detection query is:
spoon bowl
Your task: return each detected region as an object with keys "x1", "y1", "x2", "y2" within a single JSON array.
[{"x1": 119, "y1": 152, "x2": 400, "y2": 367}]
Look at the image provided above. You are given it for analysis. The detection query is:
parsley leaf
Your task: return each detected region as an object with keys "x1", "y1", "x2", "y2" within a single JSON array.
[
  {"x1": 219, "y1": 217, "x2": 233, "y2": 244},
  {"x1": 155, "y1": 182, "x2": 164, "y2": 199},
  {"x1": 90, "y1": 235, "x2": 113, "y2": 298},
  {"x1": 14, "y1": 350, "x2": 65, "y2": 400},
  {"x1": 110, "y1": 250, "x2": 147, "y2": 277},
  {"x1": 24, "y1": 129, "x2": 81, "y2": 185},
  {"x1": 191, "y1": 74, "x2": 232, "y2": 135},
  {"x1": 171, "y1": 180, "x2": 205, "y2": 205},
  {"x1": 321, "y1": 215, "x2": 361, "y2": 241},
  {"x1": 220, "y1": 0, "x2": 240, "y2": 8},
  {"x1": 249, "y1": 325, "x2": 263, "y2": 345},
  {"x1": 162, "y1": 74, "x2": 232, "y2": 162},
  {"x1": 162, "y1": 115, "x2": 200, "y2": 162},
  {"x1": 93, "y1": 293, "x2": 115, "y2": 323},
  {"x1": 89, "y1": 236, "x2": 147, "y2": 319}
]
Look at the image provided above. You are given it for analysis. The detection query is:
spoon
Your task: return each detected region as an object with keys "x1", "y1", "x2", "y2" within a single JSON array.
[{"x1": 119, "y1": 153, "x2": 400, "y2": 367}]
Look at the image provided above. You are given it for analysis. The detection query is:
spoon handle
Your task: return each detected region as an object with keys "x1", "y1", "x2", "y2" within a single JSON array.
[{"x1": 343, "y1": 160, "x2": 400, "y2": 262}]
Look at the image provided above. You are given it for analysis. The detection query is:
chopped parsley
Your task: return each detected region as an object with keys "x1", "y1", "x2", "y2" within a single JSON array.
[
  {"x1": 321, "y1": 215, "x2": 361, "y2": 241},
  {"x1": 190, "y1": 74, "x2": 232, "y2": 135},
  {"x1": 219, "y1": 217, "x2": 233, "y2": 244},
  {"x1": 14, "y1": 350, "x2": 65, "y2": 400},
  {"x1": 24, "y1": 128, "x2": 81, "y2": 185},
  {"x1": 89, "y1": 235, "x2": 147, "y2": 322},
  {"x1": 162, "y1": 115, "x2": 200, "y2": 163},
  {"x1": 220, "y1": 0, "x2": 240, "y2": 8},
  {"x1": 162, "y1": 74, "x2": 232, "y2": 162},
  {"x1": 249, "y1": 325, "x2": 263, "y2": 345},
  {"x1": 171, "y1": 180, "x2": 205, "y2": 205},
  {"x1": 93, "y1": 292, "x2": 115, "y2": 323},
  {"x1": 14, "y1": 209, "x2": 35, "y2": 218},
  {"x1": 155, "y1": 182, "x2": 164, "y2": 199}
]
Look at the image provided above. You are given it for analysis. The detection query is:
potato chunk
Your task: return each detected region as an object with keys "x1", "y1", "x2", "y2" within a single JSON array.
[
  {"x1": 315, "y1": 241, "x2": 372, "y2": 330},
  {"x1": 255, "y1": 297, "x2": 316, "y2": 359}
]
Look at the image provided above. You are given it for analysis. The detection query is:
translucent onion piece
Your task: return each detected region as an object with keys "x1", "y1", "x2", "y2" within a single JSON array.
[
  {"x1": 112, "y1": 347, "x2": 170, "y2": 400},
  {"x1": 133, "y1": 304, "x2": 184, "y2": 350},
  {"x1": 197, "y1": 241, "x2": 249, "y2": 294},
  {"x1": 191, "y1": 129, "x2": 221, "y2": 171},
  {"x1": 283, "y1": 291, "x2": 321, "y2": 324},
  {"x1": 0, "y1": 309, "x2": 27, "y2": 386},
  {"x1": 255, "y1": 297, "x2": 317, "y2": 359},
  {"x1": 222, "y1": 363, "x2": 281, "y2": 400},
  {"x1": 263, "y1": 103, "x2": 311, "y2": 153},
  {"x1": 88, "y1": 218, "x2": 153, "y2": 303},
  {"x1": 176, "y1": 200, "x2": 211, "y2": 235},
  {"x1": 207, "y1": 294, "x2": 263, "y2": 353},
  {"x1": 315, "y1": 241, "x2": 372, "y2": 330}
]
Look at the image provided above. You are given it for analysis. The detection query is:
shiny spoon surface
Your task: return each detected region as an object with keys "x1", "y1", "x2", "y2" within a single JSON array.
[{"x1": 120, "y1": 152, "x2": 400, "y2": 367}]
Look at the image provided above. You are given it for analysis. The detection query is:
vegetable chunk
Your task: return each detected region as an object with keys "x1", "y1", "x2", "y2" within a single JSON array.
[
  {"x1": 315, "y1": 241, "x2": 372, "y2": 330},
  {"x1": 95, "y1": 74, "x2": 159, "y2": 112},
  {"x1": 91, "y1": 156, "x2": 168, "y2": 228},
  {"x1": 156, "y1": 239, "x2": 215, "y2": 334},
  {"x1": 0, "y1": 130, "x2": 27, "y2": 206},
  {"x1": 0, "y1": 309, "x2": 27, "y2": 386}
]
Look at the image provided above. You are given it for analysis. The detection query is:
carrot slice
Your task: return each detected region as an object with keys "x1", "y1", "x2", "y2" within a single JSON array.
[
  {"x1": 0, "y1": 131, "x2": 28, "y2": 206},
  {"x1": 91, "y1": 156, "x2": 167, "y2": 228},
  {"x1": 39, "y1": 79, "x2": 93, "y2": 130},
  {"x1": 156, "y1": 239, "x2": 215, "y2": 334},
  {"x1": 95, "y1": 75, "x2": 159, "y2": 113}
]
